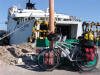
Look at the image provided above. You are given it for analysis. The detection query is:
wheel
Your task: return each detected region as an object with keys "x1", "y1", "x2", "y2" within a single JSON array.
[
  {"x1": 74, "y1": 50, "x2": 99, "y2": 72},
  {"x1": 38, "y1": 48, "x2": 60, "y2": 71}
]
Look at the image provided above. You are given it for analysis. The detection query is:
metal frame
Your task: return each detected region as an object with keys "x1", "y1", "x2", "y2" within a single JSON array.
[{"x1": 54, "y1": 41, "x2": 80, "y2": 61}]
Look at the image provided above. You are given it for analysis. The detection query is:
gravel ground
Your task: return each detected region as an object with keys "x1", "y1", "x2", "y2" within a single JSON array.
[{"x1": 0, "y1": 45, "x2": 100, "y2": 75}]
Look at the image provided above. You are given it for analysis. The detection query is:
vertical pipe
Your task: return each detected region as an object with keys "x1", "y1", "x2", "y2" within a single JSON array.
[
  {"x1": 49, "y1": 0, "x2": 55, "y2": 47},
  {"x1": 49, "y1": 0, "x2": 55, "y2": 33}
]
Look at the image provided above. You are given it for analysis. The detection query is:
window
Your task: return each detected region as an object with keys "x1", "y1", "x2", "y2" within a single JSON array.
[
  {"x1": 58, "y1": 18, "x2": 61, "y2": 21},
  {"x1": 40, "y1": 17, "x2": 45, "y2": 20}
]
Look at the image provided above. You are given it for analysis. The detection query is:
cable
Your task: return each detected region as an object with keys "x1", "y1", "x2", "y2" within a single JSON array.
[{"x1": 0, "y1": 13, "x2": 34, "y2": 41}]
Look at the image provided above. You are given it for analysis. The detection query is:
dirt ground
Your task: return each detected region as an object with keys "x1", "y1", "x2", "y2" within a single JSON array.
[
  {"x1": 0, "y1": 44, "x2": 100, "y2": 75},
  {"x1": 0, "y1": 48, "x2": 100, "y2": 75},
  {"x1": 0, "y1": 43, "x2": 36, "y2": 65}
]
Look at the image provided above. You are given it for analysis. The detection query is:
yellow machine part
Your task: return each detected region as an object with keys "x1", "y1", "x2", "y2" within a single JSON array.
[
  {"x1": 82, "y1": 22, "x2": 100, "y2": 40},
  {"x1": 29, "y1": 37, "x2": 33, "y2": 43},
  {"x1": 29, "y1": 36, "x2": 35, "y2": 43},
  {"x1": 84, "y1": 33, "x2": 94, "y2": 40},
  {"x1": 29, "y1": 20, "x2": 52, "y2": 42}
]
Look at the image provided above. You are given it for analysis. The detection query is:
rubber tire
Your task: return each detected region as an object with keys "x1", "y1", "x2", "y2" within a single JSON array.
[
  {"x1": 74, "y1": 50, "x2": 99, "y2": 72},
  {"x1": 38, "y1": 48, "x2": 60, "y2": 71}
]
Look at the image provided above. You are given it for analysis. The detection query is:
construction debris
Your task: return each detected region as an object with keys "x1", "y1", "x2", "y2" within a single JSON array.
[{"x1": 0, "y1": 43, "x2": 36, "y2": 65}]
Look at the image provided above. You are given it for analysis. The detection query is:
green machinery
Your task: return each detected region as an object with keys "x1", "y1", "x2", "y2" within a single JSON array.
[
  {"x1": 34, "y1": 20, "x2": 79, "y2": 52},
  {"x1": 34, "y1": 21, "x2": 100, "y2": 49}
]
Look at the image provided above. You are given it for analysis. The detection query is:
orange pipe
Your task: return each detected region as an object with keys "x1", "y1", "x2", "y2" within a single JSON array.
[
  {"x1": 49, "y1": 0, "x2": 55, "y2": 47},
  {"x1": 49, "y1": 0, "x2": 55, "y2": 33}
]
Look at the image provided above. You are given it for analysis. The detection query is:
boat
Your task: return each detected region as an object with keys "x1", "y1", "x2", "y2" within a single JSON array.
[{"x1": 7, "y1": 0, "x2": 82, "y2": 45}]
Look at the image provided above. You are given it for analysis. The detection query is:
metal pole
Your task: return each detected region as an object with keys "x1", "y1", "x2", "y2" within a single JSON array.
[
  {"x1": 49, "y1": 0, "x2": 55, "y2": 47},
  {"x1": 29, "y1": 0, "x2": 30, "y2": 3},
  {"x1": 49, "y1": 0, "x2": 55, "y2": 33}
]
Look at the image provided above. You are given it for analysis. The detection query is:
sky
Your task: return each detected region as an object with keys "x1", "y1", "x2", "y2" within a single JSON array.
[{"x1": 0, "y1": 0, "x2": 100, "y2": 30}]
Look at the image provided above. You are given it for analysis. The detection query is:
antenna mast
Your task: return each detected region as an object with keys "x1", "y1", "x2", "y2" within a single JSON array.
[
  {"x1": 29, "y1": 0, "x2": 30, "y2": 3},
  {"x1": 26, "y1": 0, "x2": 36, "y2": 9}
]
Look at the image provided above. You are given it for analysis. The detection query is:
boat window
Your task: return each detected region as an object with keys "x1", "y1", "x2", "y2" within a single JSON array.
[
  {"x1": 22, "y1": 17, "x2": 24, "y2": 22},
  {"x1": 27, "y1": 17, "x2": 35, "y2": 21},
  {"x1": 63, "y1": 19, "x2": 68, "y2": 21},
  {"x1": 40, "y1": 17, "x2": 45, "y2": 20},
  {"x1": 58, "y1": 18, "x2": 61, "y2": 21},
  {"x1": 13, "y1": 17, "x2": 18, "y2": 21},
  {"x1": 32, "y1": 17, "x2": 35, "y2": 19},
  {"x1": 28, "y1": 17, "x2": 31, "y2": 20},
  {"x1": 19, "y1": 17, "x2": 22, "y2": 21},
  {"x1": 17, "y1": 21, "x2": 19, "y2": 24},
  {"x1": 13, "y1": 17, "x2": 35, "y2": 23},
  {"x1": 55, "y1": 18, "x2": 58, "y2": 21},
  {"x1": 58, "y1": 18, "x2": 63, "y2": 21},
  {"x1": 25, "y1": 18, "x2": 27, "y2": 21}
]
